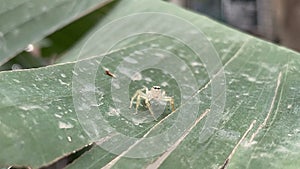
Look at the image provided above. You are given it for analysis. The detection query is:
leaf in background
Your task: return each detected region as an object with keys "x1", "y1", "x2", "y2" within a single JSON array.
[
  {"x1": 41, "y1": 1, "x2": 120, "y2": 59},
  {"x1": 1, "y1": 0, "x2": 300, "y2": 169},
  {"x1": 0, "y1": 51, "x2": 46, "y2": 71},
  {"x1": 0, "y1": 0, "x2": 113, "y2": 66},
  {"x1": 56, "y1": 0, "x2": 247, "y2": 64}
]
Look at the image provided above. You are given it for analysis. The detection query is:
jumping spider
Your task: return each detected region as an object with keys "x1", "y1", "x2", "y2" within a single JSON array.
[{"x1": 129, "y1": 86, "x2": 175, "y2": 120}]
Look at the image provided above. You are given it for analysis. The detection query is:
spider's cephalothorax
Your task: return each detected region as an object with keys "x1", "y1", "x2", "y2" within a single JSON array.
[{"x1": 129, "y1": 86, "x2": 175, "y2": 120}]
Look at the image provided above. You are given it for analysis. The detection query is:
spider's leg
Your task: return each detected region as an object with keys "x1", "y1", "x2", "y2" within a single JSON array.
[
  {"x1": 135, "y1": 94, "x2": 141, "y2": 114},
  {"x1": 170, "y1": 97, "x2": 175, "y2": 112},
  {"x1": 145, "y1": 99, "x2": 157, "y2": 121},
  {"x1": 163, "y1": 96, "x2": 175, "y2": 112},
  {"x1": 141, "y1": 86, "x2": 148, "y2": 92},
  {"x1": 130, "y1": 90, "x2": 140, "y2": 108},
  {"x1": 130, "y1": 86, "x2": 149, "y2": 108}
]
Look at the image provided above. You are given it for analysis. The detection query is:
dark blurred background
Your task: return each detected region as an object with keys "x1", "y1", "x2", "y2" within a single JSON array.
[
  {"x1": 170, "y1": 0, "x2": 300, "y2": 52},
  {"x1": 2, "y1": 0, "x2": 300, "y2": 71}
]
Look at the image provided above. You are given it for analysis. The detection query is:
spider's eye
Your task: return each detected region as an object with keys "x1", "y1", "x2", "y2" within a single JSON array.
[{"x1": 153, "y1": 86, "x2": 161, "y2": 90}]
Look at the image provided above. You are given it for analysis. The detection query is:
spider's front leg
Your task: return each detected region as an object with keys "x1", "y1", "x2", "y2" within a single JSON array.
[
  {"x1": 129, "y1": 90, "x2": 141, "y2": 113},
  {"x1": 163, "y1": 96, "x2": 175, "y2": 112},
  {"x1": 129, "y1": 87, "x2": 148, "y2": 113}
]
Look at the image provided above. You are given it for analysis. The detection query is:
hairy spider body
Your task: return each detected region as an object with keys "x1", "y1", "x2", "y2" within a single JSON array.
[{"x1": 129, "y1": 86, "x2": 175, "y2": 120}]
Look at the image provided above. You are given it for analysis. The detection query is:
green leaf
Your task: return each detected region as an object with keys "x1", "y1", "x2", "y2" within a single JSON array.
[
  {"x1": 0, "y1": 0, "x2": 113, "y2": 66},
  {"x1": 1, "y1": 0, "x2": 300, "y2": 169}
]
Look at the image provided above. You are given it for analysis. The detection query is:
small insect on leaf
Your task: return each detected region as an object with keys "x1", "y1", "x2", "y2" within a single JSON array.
[
  {"x1": 102, "y1": 66, "x2": 116, "y2": 78},
  {"x1": 105, "y1": 70, "x2": 116, "y2": 78}
]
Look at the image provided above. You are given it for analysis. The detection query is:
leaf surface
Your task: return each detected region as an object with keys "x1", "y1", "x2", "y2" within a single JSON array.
[
  {"x1": 0, "y1": 0, "x2": 113, "y2": 66},
  {"x1": 1, "y1": 0, "x2": 300, "y2": 169}
]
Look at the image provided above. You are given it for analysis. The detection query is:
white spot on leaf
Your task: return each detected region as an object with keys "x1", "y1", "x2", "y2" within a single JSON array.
[
  {"x1": 59, "y1": 121, "x2": 74, "y2": 129},
  {"x1": 54, "y1": 114, "x2": 62, "y2": 118},
  {"x1": 107, "y1": 107, "x2": 120, "y2": 116},
  {"x1": 161, "y1": 82, "x2": 169, "y2": 87},
  {"x1": 124, "y1": 57, "x2": 138, "y2": 64},
  {"x1": 58, "y1": 79, "x2": 69, "y2": 86},
  {"x1": 166, "y1": 46, "x2": 174, "y2": 50},
  {"x1": 19, "y1": 105, "x2": 43, "y2": 111},
  {"x1": 25, "y1": 44, "x2": 34, "y2": 52},
  {"x1": 72, "y1": 70, "x2": 78, "y2": 76},
  {"x1": 60, "y1": 73, "x2": 66, "y2": 78},
  {"x1": 12, "y1": 79, "x2": 20, "y2": 83},
  {"x1": 132, "y1": 117, "x2": 147, "y2": 125},
  {"x1": 134, "y1": 50, "x2": 143, "y2": 55},
  {"x1": 131, "y1": 72, "x2": 142, "y2": 81},
  {"x1": 191, "y1": 62, "x2": 202, "y2": 67},
  {"x1": 144, "y1": 77, "x2": 152, "y2": 82},
  {"x1": 67, "y1": 136, "x2": 72, "y2": 142},
  {"x1": 154, "y1": 53, "x2": 164, "y2": 58}
]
